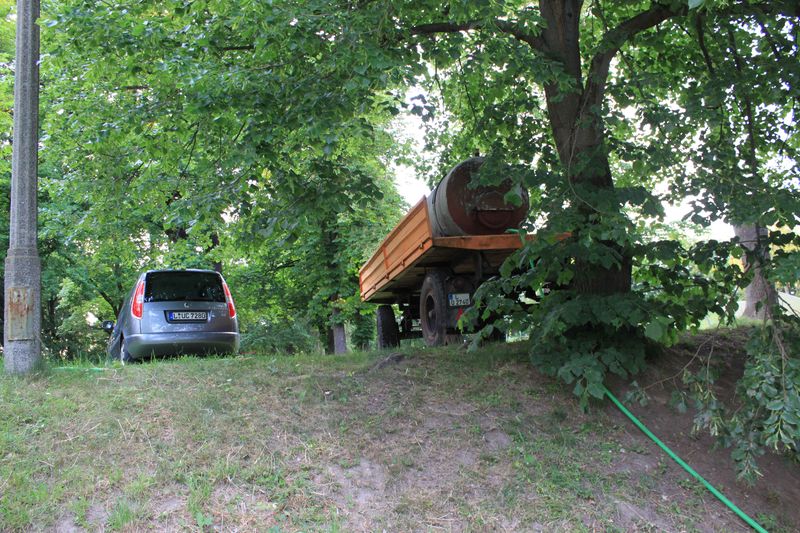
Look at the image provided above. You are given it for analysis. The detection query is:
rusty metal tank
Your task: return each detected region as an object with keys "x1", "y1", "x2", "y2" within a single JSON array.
[{"x1": 427, "y1": 157, "x2": 529, "y2": 237}]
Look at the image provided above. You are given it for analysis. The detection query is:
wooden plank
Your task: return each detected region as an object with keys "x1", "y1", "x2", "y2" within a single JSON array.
[
  {"x1": 384, "y1": 209, "x2": 428, "y2": 265},
  {"x1": 360, "y1": 198, "x2": 433, "y2": 302},
  {"x1": 370, "y1": 198, "x2": 429, "y2": 264},
  {"x1": 361, "y1": 237, "x2": 433, "y2": 302},
  {"x1": 431, "y1": 234, "x2": 527, "y2": 251},
  {"x1": 359, "y1": 199, "x2": 427, "y2": 276}
]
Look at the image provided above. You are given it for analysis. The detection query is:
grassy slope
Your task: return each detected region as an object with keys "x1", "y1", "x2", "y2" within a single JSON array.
[{"x1": 0, "y1": 342, "x2": 795, "y2": 532}]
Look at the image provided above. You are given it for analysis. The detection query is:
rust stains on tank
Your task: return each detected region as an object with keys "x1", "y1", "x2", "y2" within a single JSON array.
[{"x1": 428, "y1": 157, "x2": 529, "y2": 237}]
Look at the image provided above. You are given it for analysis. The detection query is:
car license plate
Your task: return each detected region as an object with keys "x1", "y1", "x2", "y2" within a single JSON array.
[
  {"x1": 448, "y1": 293, "x2": 471, "y2": 307},
  {"x1": 168, "y1": 311, "x2": 208, "y2": 322}
]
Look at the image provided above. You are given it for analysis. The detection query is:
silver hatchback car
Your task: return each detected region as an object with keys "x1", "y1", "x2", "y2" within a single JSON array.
[{"x1": 104, "y1": 269, "x2": 240, "y2": 362}]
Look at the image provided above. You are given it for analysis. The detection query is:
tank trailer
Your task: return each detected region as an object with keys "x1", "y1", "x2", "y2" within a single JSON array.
[{"x1": 359, "y1": 158, "x2": 530, "y2": 347}]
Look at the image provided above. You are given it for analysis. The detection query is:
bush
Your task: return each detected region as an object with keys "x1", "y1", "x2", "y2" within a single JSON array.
[{"x1": 239, "y1": 318, "x2": 321, "y2": 355}]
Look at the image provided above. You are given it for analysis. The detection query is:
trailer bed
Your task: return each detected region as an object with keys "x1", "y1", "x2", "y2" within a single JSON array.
[{"x1": 359, "y1": 198, "x2": 526, "y2": 304}]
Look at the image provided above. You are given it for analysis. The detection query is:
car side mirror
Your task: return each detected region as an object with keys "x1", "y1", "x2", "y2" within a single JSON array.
[{"x1": 101, "y1": 320, "x2": 115, "y2": 334}]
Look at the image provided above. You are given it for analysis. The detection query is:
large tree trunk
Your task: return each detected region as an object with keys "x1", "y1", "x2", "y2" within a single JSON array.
[
  {"x1": 539, "y1": 0, "x2": 631, "y2": 295},
  {"x1": 411, "y1": 3, "x2": 682, "y2": 300},
  {"x1": 734, "y1": 224, "x2": 777, "y2": 319}
]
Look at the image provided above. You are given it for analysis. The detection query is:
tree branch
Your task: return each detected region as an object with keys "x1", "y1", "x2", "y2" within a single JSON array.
[
  {"x1": 755, "y1": 19, "x2": 785, "y2": 62},
  {"x1": 726, "y1": 25, "x2": 760, "y2": 180},
  {"x1": 410, "y1": 19, "x2": 546, "y2": 53},
  {"x1": 695, "y1": 14, "x2": 715, "y2": 76},
  {"x1": 218, "y1": 45, "x2": 254, "y2": 51},
  {"x1": 585, "y1": 3, "x2": 685, "y2": 109},
  {"x1": 97, "y1": 289, "x2": 120, "y2": 317},
  {"x1": 180, "y1": 122, "x2": 201, "y2": 176}
]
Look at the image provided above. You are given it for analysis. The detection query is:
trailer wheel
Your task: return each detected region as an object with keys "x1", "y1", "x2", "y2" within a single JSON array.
[
  {"x1": 376, "y1": 305, "x2": 400, "y2": 349},
  {"x1": 481, "y1": 313, "x2": 507, "y2": 343},
  {"x1": 420, "y1": 270, "x2": 448, "y2": 346}
]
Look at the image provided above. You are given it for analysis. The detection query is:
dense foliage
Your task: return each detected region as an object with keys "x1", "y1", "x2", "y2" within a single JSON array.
[
  {"x1": 30, "y1": 0, "x2": 407, "y2": 356},
  {"x1": 0, "y1": 1, "x2": 797, "y2": 478}
]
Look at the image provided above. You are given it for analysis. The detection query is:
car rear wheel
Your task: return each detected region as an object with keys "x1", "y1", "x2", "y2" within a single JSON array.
[{"x1": 119, "y1": 337, "x2": 132, "y2": 364}]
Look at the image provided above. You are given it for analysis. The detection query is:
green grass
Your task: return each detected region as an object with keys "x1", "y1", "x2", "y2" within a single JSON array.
[{"x1": 0, "y1": 344, "x2": 792, "y2": 531}]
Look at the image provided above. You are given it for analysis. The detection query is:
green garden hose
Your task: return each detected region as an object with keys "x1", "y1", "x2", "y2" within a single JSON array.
[{"x1": 603, "y1": 385, "x2": 768, "y2": 533}]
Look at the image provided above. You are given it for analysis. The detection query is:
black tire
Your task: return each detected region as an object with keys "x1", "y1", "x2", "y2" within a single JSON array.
[
  {"x1": 445, "y1": 333, "x2": 464, "y2": 345},
  {"x1": 486, "y1": 324, "x2": 506, "y2": 343},
  {"x1": 483, "y1": 313, "x2": 507, "y2": 343},
  {"x1": 420, "y1": 270, "x2": 448, "y2": 347},
  {"x1": 119, "y1": 336, "x2": 133, "y2": 364},
  {"x1": 376, "y1": 305, "x2": 400, "y2": 349}
]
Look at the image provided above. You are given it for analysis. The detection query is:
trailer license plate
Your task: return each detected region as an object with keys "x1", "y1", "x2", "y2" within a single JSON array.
[
  {"x1": 168, "y1": 311, "x2": 208, "y2": 322},
  {"x1": 448, "y1": 293, "x2": 470, "y2": 307}
]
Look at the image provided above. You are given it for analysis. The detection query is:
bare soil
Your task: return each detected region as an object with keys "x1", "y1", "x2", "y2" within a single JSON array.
[{"x1": 607, "y1": 327, "x2": 800, "y2": 531}]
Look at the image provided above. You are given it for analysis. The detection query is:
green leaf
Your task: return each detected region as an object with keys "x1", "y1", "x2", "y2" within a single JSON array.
[
  {"x1": 587, "y1": 382, "x2": 606, "y2": 400},
  {"x1": 644, "y1": 320, "x2": 665, "y2": 341},
  {"x1": 766, "y1": 400, "x2": 784, "y2": 411}
]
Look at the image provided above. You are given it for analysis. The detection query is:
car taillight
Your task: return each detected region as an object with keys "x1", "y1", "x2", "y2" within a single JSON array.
[
  {"x1": 223, "y1": 281, "x2": 236, "y2": 318},
  {"x1": 131, "y1": 280, "x2": 145, "y2": 319}
]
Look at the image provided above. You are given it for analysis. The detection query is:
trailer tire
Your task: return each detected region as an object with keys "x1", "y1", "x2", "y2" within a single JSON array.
[
  {"x1": 421, "y1": 270, "x2": 448, "y2": 347},
  {"x1": 485, "y1": 324, "x2": 506, "y2": 343},
  {"x1": 481, "y1": 314, "x2": 507, "y2": 343},
  {"x1": 376, "y1": 305, "x2": 400, "y2": 349}
]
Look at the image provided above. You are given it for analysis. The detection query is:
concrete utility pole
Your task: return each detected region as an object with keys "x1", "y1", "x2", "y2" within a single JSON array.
[{"x1": 4, "y1": 0, "x2": 41, "y2": 374}]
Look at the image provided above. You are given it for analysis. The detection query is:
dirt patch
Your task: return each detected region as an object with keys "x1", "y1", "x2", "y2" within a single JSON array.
[
  {"x1": 53, "y1": 514, "x2": 80, "y2": 533},
  {"x1": 326, "y1": 458, "x2": 389, "y2": 515},
  {"x1": 614, "y1": 499, "x2": 676, "y2": 532},
  {"x1": 483, "y1": 428, "x2": 512, "y2": 451},
  {"x1": 151, "y1": 494, "x2": 184, "y2": 517},
  {"x1": 607, "y1": 328, "x2": 800, "y2": 531},
  {"x1": 85, "y1": 502, "x2": 109, "y2": 529},
  {"x1": 207, "y1": 485, "x2": 280, "y2": 530}
]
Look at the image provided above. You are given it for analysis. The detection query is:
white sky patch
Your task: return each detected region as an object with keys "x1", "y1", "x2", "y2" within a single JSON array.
[
  {"x1": 390, "y1": 96, "x2": 431, "y2": 206},
  {"x1": 394, "y1": 163, "x2": 430, "y2": 206},
  {"x1": 663, "y1": 199, "x2": 735, "y2": 241},
  {"x1": 652, "y1": 177, "x2": 735, "y2": 241}
]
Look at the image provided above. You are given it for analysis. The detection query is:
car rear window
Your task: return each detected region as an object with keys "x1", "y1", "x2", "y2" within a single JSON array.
[{"x1": 144, "y1": 272, "x2": 225, "y2": 303}]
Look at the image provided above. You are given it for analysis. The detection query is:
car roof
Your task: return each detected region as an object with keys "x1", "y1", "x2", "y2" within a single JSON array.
[{"x1": 144, "y1": 269, "x2": 221, "y2": 275}]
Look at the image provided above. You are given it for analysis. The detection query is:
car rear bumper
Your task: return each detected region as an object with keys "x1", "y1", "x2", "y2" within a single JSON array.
[{"x1": 126, "y1": 332, "x2": 240, "y2": 359}]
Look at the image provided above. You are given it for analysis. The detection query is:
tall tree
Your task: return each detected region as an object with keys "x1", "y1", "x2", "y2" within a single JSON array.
[{"x1": 39, "y1": 0, "x2": 406, "y2": 354}]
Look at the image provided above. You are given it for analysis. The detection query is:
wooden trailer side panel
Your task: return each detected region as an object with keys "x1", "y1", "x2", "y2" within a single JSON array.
[{"x1": 359, "y1": 198, "x2": 433, "y2": 303}]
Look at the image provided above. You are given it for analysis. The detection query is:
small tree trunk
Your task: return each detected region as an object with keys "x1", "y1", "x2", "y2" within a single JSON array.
[
  {"x1": 734, "y1": 224, "x2": 778, "y2": 319},
  {"x1": 329, "y1": 306, "x2": 347, "y2": 354},
  {"x1": 209, "y1": 233, "x2": 222, "y2": 274},
  {"x1": 324, "y1": 322, "x2": 348, "y2": 354}
]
